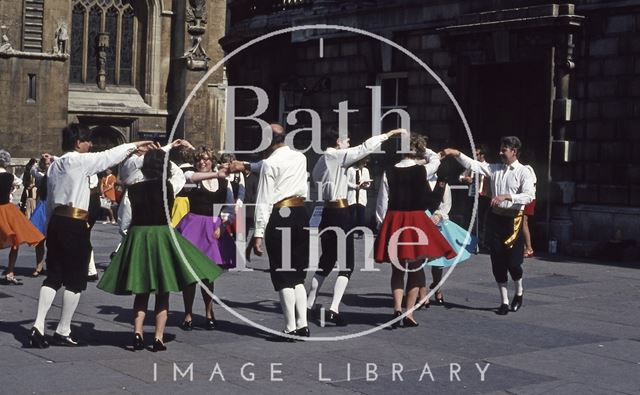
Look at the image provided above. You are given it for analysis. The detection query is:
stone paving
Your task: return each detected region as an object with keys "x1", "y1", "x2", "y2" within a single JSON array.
[{"x1": 1, "y1": 223, "x2": 639, "y2": 394}]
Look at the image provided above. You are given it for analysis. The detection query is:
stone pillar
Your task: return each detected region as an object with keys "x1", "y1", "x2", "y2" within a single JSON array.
[
  {"x1": 167, "y1": 0, "x2": 187, "y2": 139},
  {"x1": 549, "y1": 6, "x2": 579, "y2": 253}
]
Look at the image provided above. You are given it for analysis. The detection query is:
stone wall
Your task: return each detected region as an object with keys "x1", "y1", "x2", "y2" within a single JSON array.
[
  {"x1": 222, "y1": 0, "x2": 639, "y2": 260},
  {"x1": 0, "y1": 57, "x2": 69, "y2": 157},
  {"x1": 0, "y1": 0, "x2": 69, "y2": 157}
]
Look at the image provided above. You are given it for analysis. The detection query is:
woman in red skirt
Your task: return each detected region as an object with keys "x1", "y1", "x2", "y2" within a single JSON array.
[{"x1": 375, "y1": 134, "x2": 456, "y2": 327}]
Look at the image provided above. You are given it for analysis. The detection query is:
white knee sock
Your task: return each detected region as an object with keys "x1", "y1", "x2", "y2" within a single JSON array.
[
  {"x1": 87, "y1": 250, "x2": 97, "y2": 276},
  {"x1": 329, "y1": 275, "x2": 350, "y2": 313},
  {"x1": 55, "y1": 290, "x2": 81, "y2": 336},
  {"x1": 294, "y1": 284, "x2": 308, "y2": 329},
  {"x1": 498, "y1": 282, "x2": 509, "y2": 305},
  {"x1": 515, "y1": 279, "x2": 523, "y2": 296},
  {"x1": 33, "y1": 286, "x2": 57, "y2": 333},
  {"x1": 306, "y1": 274, "x2": 325, "y2": 309},
  {"x1": 278, "y1": 288, "x2": 296, "y2": 333}
]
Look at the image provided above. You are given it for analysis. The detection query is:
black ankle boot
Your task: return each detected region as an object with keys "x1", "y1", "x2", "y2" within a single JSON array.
[
  {"x1": 133, "y1": 333, "x2": 144, "y2": 350},
  {"x1": 28, "y1": 327, "x2": 49, "y2": 349},
  {"x1": 152, "y1": 338, "x2": 166, "y2": 352}
]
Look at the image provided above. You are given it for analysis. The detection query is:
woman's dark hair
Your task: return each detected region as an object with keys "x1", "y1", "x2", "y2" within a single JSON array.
[
  {"x1": 141, "y1": 149, "x2": 168, "y2": 179},
  {"x1": 403, "y1": 132, "x2": 428, "y2": 159},
  {"x1": 22, "y1": 158, "x2": 37, "y2": 185},
  {"x1": 61, "y1": 123, "x2": 92, "y2": 152},
  {"x1": 194, "y1": 146, "x2": 216, "y2": 166}
]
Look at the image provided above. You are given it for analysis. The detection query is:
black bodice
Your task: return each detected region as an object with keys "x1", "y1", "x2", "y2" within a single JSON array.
[
  {"x1": 0, "y1": 172, "x2": 14, "y2": 204},
  {"x1": 424, "y1": 179, "x2": 446, "y2": 213},
  {"x1": 386, "y1": 165, "x2": 444, "y2": 212},
  {"x1": 188, "y1": 180, "x2": 228, "y2": 216},
  {"x1": 128, "y1": 180, "x2": 175, "y2": 226}
]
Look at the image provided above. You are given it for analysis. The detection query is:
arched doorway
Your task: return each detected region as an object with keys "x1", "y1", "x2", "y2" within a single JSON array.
[{"x1": 90, "y1": 125, "x2": 126, "y2": 152}]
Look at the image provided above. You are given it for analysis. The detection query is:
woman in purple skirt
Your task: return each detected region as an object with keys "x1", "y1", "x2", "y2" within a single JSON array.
[{"x1": 176, "y1": 147, "x2": 235, "y2": 330}]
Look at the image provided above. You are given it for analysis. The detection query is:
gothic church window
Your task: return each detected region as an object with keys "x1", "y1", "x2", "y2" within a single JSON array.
[{"x1": 69, "y1": 0, "x2": 142, "y2": 87}]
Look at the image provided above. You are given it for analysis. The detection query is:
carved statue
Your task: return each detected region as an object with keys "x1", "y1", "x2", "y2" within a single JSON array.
[
  {"x1": 53, "y1": 22, "x2": 69, "y2": 55},
  {"x1": 0, "y1": 25, "x2": 14, "y2": 54},
  {"x1": 186, "y1": 0, "x2": 208, "y2": 24},
  {"x1": 185, "y1": 0, "x2": 210, "y2": 70}
]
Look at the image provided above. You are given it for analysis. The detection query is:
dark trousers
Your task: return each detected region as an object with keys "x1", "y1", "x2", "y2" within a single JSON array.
[
  {"x1": 349, "y1": 204, "x2": 366, "y2": 232},
  {"x1": 43, "y1": 215, "x2": 92, "y2": 293},
  {"x1": 317, "y1": 206, "x2": 355, "y2": 278},
  {"x1": 265, "y1": 206, "x2": 310, "y2": 291},
  {"x1": 487, "y1": 211, "x2": 524, "y2": 283}
]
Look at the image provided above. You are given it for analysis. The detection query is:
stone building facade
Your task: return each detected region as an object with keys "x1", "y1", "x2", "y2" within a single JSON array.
[
  {"x1": 0, "y1": 0, "x2": 227, "y2": 156},
  {"x1": 221, "y1": 0, "x2": 639, "y2": 259}
]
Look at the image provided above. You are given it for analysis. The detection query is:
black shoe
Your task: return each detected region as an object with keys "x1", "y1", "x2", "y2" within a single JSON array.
[
  {"x1": 28, "y1": 327, "x2": 49, "y2": 349},
  {"x1": 52, "y1": 332, "x2": 79, "y2": 346},
  {"x1": 295, "y1": 326, "x2": 310, "y2": 337},
  {"x1": 435, "y1": 290, "x2": 445, "y2": 305},
  {"x1": 133, "y1": 333, "x2": 145, "y2": 350},
  {"x1": 416, "y1": 300, "x2": 430, "y2": 310},
  {"x1": 152, "y1": 338, "x2": 166, "y2": 352},
  {"x1": 180, "y1": 320, "x2": 193, "y2": 331},
  {"x1": 326, "y1": 310, "x2": 347, "y2": 326},
  {"x1": 511, "y1": 294, "x2": 523, "y2": 312},
  {"x1": 391, "y1": 311, "x2": 402, "y2": 329},
  {"x1": 205, "y1": 318, "x2": 216, "y2": 331},
  {"x1": 403, "y1": 317, "x2": 419, "y2": 327},
  {"x1": 496, "y1": 304, "x2": 510, "y2": 315},
  {"x1": 87, "y1": 274, "x2": 99, "y2": 282}
]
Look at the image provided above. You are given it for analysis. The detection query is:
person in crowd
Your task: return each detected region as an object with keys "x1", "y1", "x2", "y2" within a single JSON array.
[
  {"x1": 176, "y1": 147, "x2": 234, "y2": 331},
  {"x1": 0, "y1": 150, "x2": 44, "y2": 285},
  {"x1": 440, "y1": 136, "x2": 535, "y2": 315},
  {"x1": 28, "y1": 123, "x2": 155, "y2": 348},
  {"x1": 98, "y1": 149, "x2": 222, "y2": 351},
  {"x1": 346, "y1": 158, "x2": 372, "y2": 239},
  {"x1": 375, "y1": 133, "x2": 455, "y2": 327}
]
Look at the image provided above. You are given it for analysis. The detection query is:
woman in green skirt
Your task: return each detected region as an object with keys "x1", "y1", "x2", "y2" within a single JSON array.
[{"x1": 98, "y1": 149, "x2": 222, "y2": 351}]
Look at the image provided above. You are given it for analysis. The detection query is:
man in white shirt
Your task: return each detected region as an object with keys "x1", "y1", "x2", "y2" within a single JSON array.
[
  {"x1": 441, "y1": 136, "x2": 535, "y2": 315},
  {"x1": 459, "y1": 144, "x2": 490, "y2": 249},
  {"x1": 28, "y1": 123, "x2": 153, "y2": 348},
  {"x1": 346, "y1": 159, "x2": 371, "y2": 239},
  {"x1": 243, "y1": 124, "x2": 311, "y2": 340},
  {"x1": 307, "y1": 127, "x2": 407, "y2": 326}
]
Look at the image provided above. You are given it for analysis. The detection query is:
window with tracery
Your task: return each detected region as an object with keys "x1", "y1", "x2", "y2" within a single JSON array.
[{"x1": 70, "y1": 0, "x2": 143, "y2": 87}]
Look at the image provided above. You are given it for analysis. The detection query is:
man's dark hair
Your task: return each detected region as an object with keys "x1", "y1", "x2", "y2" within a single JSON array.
[
  {"x1": 269, "y1": 124, "x2": 286, "y2": 146},
  {"x1": 62, "y1": 123, "x2": 92, "y2": 152},
  {"x1": 169, "y1": 145, "x2": 194, "y2": 165},
  {"x1": 500, "y1": 136, "x2": 522, "y2": 156},
  {"x1": 141, "y1": 149, "x2": 167, "y2": 179},
  {"x1": 321, "y1": 127, "x2": 340, "y2": 150}
]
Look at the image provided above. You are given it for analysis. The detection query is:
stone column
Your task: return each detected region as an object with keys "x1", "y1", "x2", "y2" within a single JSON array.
[
  {"x1": 549, "y1": 12, "x2": 578, "y2": 253},
  {"x1": 167, "y1": 0, "x2": 187, "y2": 139}
]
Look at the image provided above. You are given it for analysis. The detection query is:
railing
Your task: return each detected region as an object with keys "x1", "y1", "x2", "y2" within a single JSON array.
[{"x1": 229, "y1": 0, "x2": 313, "y2": 25}]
